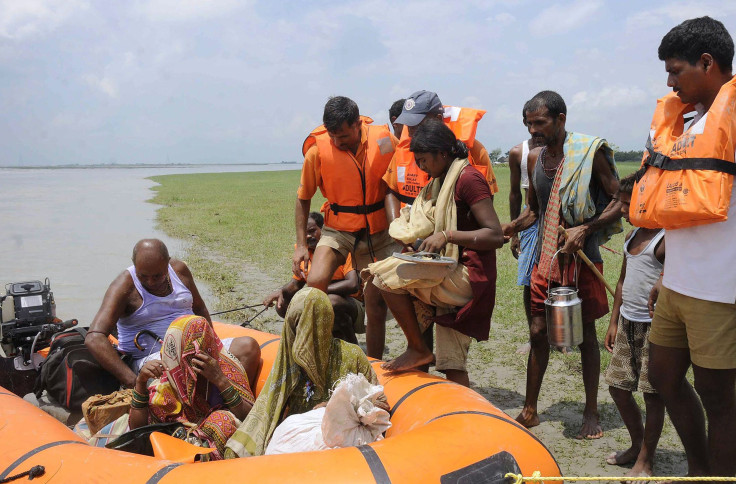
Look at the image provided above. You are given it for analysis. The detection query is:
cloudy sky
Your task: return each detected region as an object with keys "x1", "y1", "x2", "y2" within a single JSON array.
[{"x1": 2, "y1": 0, "x2": 735, "y2": 165}]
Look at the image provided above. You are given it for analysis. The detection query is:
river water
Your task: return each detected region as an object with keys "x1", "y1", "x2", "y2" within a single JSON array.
[{"x1": 0, "y1": 164, "x2": 298, "y2": 325}]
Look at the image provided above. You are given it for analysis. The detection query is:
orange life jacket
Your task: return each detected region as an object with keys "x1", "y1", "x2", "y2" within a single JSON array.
[
  {"x1": 392, "y1": 106, "x2": 488, "y2": 206},
  {"x1": 302, "y1": 116, "x2": 395, "y2": 234},
  {"x1": 630, "y1": 76, "x2": 736, "y2": 229}
]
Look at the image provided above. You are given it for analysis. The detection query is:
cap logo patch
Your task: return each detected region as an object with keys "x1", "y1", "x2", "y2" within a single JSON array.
[{"x1": 404, "y1": 99, "x2": 415, "y2": 111}]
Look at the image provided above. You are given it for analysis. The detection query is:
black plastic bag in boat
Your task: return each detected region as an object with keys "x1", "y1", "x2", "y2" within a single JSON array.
[
  {"x1": 105, "y1": 422, "x2": 187, "y2": 456},
  {"x1": 33, "y1": 327, "x2": 120, "y2": 411}
]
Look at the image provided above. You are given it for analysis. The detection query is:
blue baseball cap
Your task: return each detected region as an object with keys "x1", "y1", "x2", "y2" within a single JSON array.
[{"x1": 394, "y1": 90, "x2": 444, "y2": 127}]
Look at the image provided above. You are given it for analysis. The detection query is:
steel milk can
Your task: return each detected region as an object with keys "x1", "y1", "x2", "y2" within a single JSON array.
[{"x1": 545, "y1": 250, "x2": 583, "y2": 347}]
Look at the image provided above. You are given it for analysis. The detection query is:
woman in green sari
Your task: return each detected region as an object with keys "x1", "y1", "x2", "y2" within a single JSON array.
[{"x1": 224, "y1": 287, "x2": 386, "y2": 458}]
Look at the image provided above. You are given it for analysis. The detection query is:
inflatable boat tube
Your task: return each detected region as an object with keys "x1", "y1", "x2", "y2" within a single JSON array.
[{"x1": 0, "y1": 323, "x2": 561, "y2": 483}]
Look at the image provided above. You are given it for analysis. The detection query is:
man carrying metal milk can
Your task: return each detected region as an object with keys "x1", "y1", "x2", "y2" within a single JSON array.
[{"x1": 503, "y1": 91, "x2": 622, "y2": 440}]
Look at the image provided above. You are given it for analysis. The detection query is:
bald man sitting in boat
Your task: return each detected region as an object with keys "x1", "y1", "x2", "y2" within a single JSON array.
[{"x1": 86, "y1": 239, "x2": 261, "y2": 389}]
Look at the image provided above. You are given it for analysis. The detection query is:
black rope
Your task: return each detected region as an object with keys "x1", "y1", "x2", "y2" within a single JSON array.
[
  {"x1": 0, "y1": 465, "x2": 45, "y2": 482},
  {"x1": 211, "y1": 304, "x2": 264, "y2": 316},
  {"x1": 240, "y1": 306, "x2": 268, "y2": 327}
]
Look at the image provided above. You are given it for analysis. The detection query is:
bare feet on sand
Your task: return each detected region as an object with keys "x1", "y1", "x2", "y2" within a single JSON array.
[
  {"x1": 381, "y1": 347, "x2": 434, "y2": 372},
  {"x1": 516, "y1": 342, "x2": 531, "y2": 355},
  {"x1": 605, "y1": 447, "x2": 640, "y2": 466},
  {"x1": 576, "y1": 413, "x2": 603, "y2": 439},
  {"x1": 515, "y1": 408, "x2": 540, "y2": 428},
  {"x1": 623, "y1": 461, "x2": 653, "y2": 484}
]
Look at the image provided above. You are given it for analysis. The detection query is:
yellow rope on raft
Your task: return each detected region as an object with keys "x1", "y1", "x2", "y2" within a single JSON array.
[{"x1": 505, "y1": 471, "x2": 736, "y2": 484}]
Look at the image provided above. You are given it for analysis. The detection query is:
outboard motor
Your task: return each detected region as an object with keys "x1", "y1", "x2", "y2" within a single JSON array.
[
  {"x1": 7, "y1": 279, "x2": 56, "y2": 322},
  {"x1": 0, "y1": 279, "x2": 76, "y2": 396},
  {"x1": 1, "y1": 279, "x2": 57, "y2": 358}
]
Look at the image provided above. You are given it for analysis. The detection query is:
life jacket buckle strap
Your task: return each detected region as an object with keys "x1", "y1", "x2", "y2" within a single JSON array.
[
  {"x1": 642, "y1": 148, "x2": 736, "y2": 175},
  {"x1": 388, "y1": 188, "x2": 416, "y2": 205},
  {"x1": 329, "y1": 200, "x2": 385, "y2": 215}
]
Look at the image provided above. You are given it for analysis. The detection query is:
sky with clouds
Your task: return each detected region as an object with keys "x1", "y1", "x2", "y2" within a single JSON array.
[{"x1": 2, "y1": 0, "x2": 735, "y2": 165}]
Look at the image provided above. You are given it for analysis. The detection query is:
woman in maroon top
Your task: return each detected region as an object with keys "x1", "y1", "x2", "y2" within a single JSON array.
[{"x1": 373, "y1": 119, "x2": 504, "y2": 386}]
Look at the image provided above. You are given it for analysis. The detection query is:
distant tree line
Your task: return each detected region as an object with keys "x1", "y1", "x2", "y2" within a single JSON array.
[
  {"x1": 490, "y1": 143, "x2": 643, "y2": 165},
  {"x1": 612, "y1": 149, "x2": 645, "y2": 162}
]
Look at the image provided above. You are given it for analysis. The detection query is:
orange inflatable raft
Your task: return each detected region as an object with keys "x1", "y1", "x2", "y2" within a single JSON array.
[{"x1": 0, "y1": 323, "x2": 560, "y2": 483}]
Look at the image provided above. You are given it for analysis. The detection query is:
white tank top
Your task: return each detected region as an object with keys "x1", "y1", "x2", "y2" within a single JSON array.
[
  {"x1": 664, "y1": 182, "x2": 736, "y2": 304},
  {"x1": 620, "y1": 229, "x2": 664, "y2": 322},
  {"x1": 117, "y1": 264, "x2": 194, "y2": 357},
  {"x1": 520, "y1": 139, "x2": 530, "y2": 189}
]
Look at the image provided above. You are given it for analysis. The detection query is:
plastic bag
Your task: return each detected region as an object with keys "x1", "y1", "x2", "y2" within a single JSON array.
[
  {"x1": 265, "y1": 407, "x2": 328, "y2": 455},
  {"x1": 322, "y1": 373, "x2": 391, "y2": 447},
  {"x1": 265, "y1": 373, "x2": 391, "y2": 455}
]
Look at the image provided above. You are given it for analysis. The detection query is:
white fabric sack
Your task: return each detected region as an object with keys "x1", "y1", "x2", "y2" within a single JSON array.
[
  {"x1": 322, "y1": 373, "x2": 391, "y2": 448},
  {"x1": 265, "y1": 407, "x2": 328, "y2": 455},
  {"x1": 264, "y1": 373, "x2": 391, "y2": 455}
]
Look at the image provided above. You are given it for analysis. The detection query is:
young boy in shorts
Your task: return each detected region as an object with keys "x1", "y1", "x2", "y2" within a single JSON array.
[{"x1": 603, "y1": 174, "x2": 665, "y2": 478}]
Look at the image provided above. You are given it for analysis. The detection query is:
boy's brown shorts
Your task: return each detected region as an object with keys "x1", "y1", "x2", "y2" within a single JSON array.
[{"x1": 604, "y1": 316, "x2": 655, "y2": 393}]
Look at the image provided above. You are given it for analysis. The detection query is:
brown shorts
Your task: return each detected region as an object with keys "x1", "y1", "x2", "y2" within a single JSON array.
[
  {"x1": 530, "y1": 259, "x2": 609, "y2": 321},
  {"x1": 317, "y1": 227, "x2": 397, "y2": 271},
  {"x1": 349, "y1": 297, "x2": 366, "y2": 334},
  {"x1": 649, "y1": 286, "x2": 736, "y2": 369},
  {"x1": 604, "y1": 316, "x2": 655, "y2": 393}
]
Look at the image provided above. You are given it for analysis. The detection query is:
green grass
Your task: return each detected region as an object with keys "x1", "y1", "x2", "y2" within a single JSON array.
[
  {"x1": 151, "y1": 170, "x2": 321, "y2": 275},
  {"x1": 149, "y1": 170, "x2": 325, "y2": 314}
]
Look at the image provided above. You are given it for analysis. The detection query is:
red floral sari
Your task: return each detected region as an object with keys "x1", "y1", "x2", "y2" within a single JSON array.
[{"x1": 147, "y1": 315, "x2": 254, "y2": 460}]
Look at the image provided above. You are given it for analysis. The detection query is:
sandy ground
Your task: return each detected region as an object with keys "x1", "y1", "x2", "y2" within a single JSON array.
[{"x1": 203, "y1": 244, "x2": 688, "y2": 479}]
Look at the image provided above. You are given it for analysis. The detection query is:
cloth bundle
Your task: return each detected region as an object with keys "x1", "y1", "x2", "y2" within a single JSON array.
[
  {"x1": 82, "y1": 388, "x2": 133, "y2": 435},
  {"x1": 265, "y1": 373, "x2": 391, "y2": 455}
]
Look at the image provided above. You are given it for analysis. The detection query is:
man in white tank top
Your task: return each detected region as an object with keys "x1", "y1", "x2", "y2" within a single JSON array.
[
  {"x1": 508, "y1": 134, "x2": 543, "y2": 351},
  {"x1": 86, "y1": 239, "x2": 260, "y2": 389}
]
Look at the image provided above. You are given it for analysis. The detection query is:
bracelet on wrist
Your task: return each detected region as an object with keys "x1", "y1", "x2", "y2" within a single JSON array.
[
  {"x1": 441, "y1": 231, "x2": 448, "y2": 244},
  {"x1": 224, "y1": 393, "x2": 242, "y2": 408},
  {"x1": 131, "y1": 389, "x2": 149, "y2": 408},
  {"x1": 220, "y1": 385, "x2": 238, "y2": 399}
]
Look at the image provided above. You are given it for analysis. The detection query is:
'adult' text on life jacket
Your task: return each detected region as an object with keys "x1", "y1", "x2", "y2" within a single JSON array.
[{"x1": 631, "y1": 76, "x2": 736, "y2": 229}]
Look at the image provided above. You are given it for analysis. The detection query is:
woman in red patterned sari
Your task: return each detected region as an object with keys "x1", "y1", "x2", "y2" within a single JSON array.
[{"x1": 129, "y1": 315, "x2": 255, "y2": 460}]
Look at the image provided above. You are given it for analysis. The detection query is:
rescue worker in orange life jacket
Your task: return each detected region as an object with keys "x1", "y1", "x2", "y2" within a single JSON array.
[
  {"x1": 295, "y1": 96, "x2": 398, "y2": 352},
  {"x1": 384, "y1": 91, "x2": 499, "y2": 227}
]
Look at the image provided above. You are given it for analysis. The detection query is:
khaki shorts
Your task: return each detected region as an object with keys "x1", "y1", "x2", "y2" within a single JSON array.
[
  {"x1": 349, "y1": 297, "x2": 366, "y2": 334},
  {"x1": 435, "y1": 324, "x2": 471, "y2": 372},
  {"x1": 604, "y1": 316, "x2": 655, "y2": 393},
  {"x1": 318, "y1": 226, "x2": 397, "y2": 271},
  {"x1": 650, "y1": 286, "x2": 736, "y2": 369}
]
